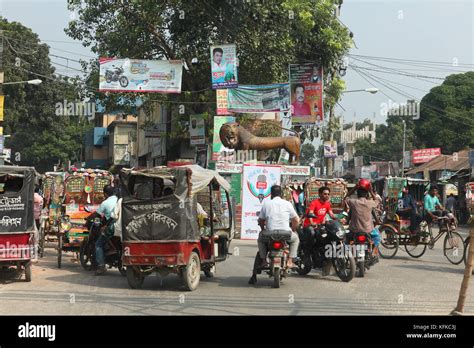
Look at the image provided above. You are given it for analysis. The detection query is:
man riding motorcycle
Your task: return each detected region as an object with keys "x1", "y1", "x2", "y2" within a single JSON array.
[
  {"x1": 303, "y1": 186, "x2": 337, "y2": 238},
  {"x1": 88, "y1": 185, "x2": 118, "y2": 275},
  {"x1": 344, "y1": 179, "x2": 381, "y2": 247},
  {"x1": 257, "y1": 185, "x2": 300, "y2": 269}
]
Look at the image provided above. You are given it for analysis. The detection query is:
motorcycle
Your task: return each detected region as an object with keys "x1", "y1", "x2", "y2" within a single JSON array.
[
  {"x1": 347, "y1": 230, "x2": 379, "y2": 277},
  {"x1": 79, "y1": 214, "x2": 125, "y2": 275},
  {"x1": 249, "y1": 230, "x2": 292, "y2": 288},
  {"x1": 105, "y1": 65, "x2": 129, "y2": 87},
  {"x1": 296, "y1": 216, "x2": 356, "y2": 282}
]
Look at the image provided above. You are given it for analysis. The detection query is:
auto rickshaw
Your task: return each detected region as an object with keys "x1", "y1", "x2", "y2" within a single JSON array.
[
  {"x1": 0, "y1": 166, "x2": 37, "y2": 281},
  {"x1": 119, "y1": 165, "x2": 234, "y2": 291},
  {"x1": 57, "y1": 169, "x2": 113, "y2": 268}
]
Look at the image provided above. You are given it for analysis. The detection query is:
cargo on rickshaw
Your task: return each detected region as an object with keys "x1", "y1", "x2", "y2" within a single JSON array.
[
  {"x1": 0, "y1": 166, "x2": 37, "y2": 281},
  {"x1": 119, "y1": 165, "x2": 234, "y2": 291},
  {"x1": 56, "y1": 168, "x2": 113, "y2": 268}
]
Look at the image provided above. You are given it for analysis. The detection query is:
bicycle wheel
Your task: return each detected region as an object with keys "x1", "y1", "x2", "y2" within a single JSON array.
[
  {"x1": 404, "y1": 242, "x2": 427, "y2": 258},
  {"x1": 378, "y1": 225, "x2": 399, "y2": 259},
  {"x1": 443, "y1": 231, "x2": 465, "y2": 265}
]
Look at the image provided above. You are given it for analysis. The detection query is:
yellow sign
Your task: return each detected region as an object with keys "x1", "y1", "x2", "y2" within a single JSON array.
[
  {"x1": 0, "y1": 127, "x2": 3, "y2": 135},
  {"x1": 0, "y1": 96, "x2": 4, "y2": 121}
]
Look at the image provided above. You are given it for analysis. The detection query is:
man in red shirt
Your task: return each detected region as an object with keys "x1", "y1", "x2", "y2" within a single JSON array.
[
  {"x1": 304, "y1": 186, "x2": 336, "y2": 228},
  {"x1": 291, "y1": 84, "x2": 311, "y2": 116}
]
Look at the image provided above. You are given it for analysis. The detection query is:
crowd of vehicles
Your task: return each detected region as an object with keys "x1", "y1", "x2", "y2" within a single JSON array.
[{"x1": 0, "y1": 163, "x2": 471, "y2": 290}]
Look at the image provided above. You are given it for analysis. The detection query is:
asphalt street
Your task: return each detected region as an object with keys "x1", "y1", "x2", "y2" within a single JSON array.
[{"x1": 0, "y1": 228, "x2": 472, "y2": 315}]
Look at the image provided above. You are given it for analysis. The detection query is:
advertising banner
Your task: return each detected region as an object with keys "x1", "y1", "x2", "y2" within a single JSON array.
[
  {"x1": 289, "y1": 63, "x2": 323, "y2": 124},
  {"x1": 227, "y1": 83, "x2": 290, "y2": 113},
  {"x1": 412, "y1": 148, "x2": 441, "y2": 164},
  {"x1": 216, "y1": 89, "x2": 230, "y2": 115},
  {"x1": 99, "y1": 58, "x2": 182, "y2": 93},
  {"x1": 241, "y1": 164, "x2": 281, "y2": 240},
  {"x1": 210, "y1": 44, "x2": 238, "y2": 89},
  {"x1": 195, "y1": 145, "x2": 208, "y2": 168},
  {"x1": 280, "y1": 165, "x2": 310, "y2": 176},
  {"x1": 189, "y1": 114, "x2": 206, "y2": 146},
  {"x1": 278, "y1": 111, "x2": 292, "y2": 164},
  {"x1": 212, "y1": 116, "x2": 236, "y2": 160},
  {"x1": 324, "y1": 141, "x2": 337, "y2": 158},
  {"x1": 215, "y1": 162, "x2": 243, "y2": 174}
]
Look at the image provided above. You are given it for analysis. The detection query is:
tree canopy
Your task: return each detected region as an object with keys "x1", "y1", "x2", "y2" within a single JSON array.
[
  {"x1": 65, "y1": 0, "x2": 352, "y2": 141},
  {"x1": 0, "y1": 18, "x2": 91, "y2": 172}
]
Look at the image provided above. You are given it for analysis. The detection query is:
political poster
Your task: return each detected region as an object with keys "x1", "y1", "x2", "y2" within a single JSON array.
[
  {"x1": 189, "y1": 114, "x2": 206, "y2": 145},
  {"x1": 241, "y1": 164, "x2": 281, "y2": 240},
  {"x1": 210, "y1": 44, "x2": 238, "y2": 89},
  {"x1": 227, "y1": 84, "x2": 290, "y2": 113},
  {"x1": 99, "y1": 58, "x2": 182, "y2": 93},
  {"x1": 212, "y1": 116, "x2": 236, "y2": 161},
  {"x1": 289, "y1": 63, "x2": 323, "y2": 124}
]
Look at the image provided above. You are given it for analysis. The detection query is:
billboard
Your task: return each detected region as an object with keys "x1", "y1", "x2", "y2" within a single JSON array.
[
  {"x1": 99, "y1": 58, "x2": 182, "y2": 93},
  {"x1": 241, "y1": 164, "x2": 281, "y2": 240},
  {"x1": 324, "y1": 141, "x2": 337, "y2": 158},
  {"x1": 289, "y1": 63, "x2": 323, "y2": 124},
  {"x1": 212, "y1": 116, "x2": 236, "y2": 160},
  {"x1": 189, "y1": 114, "x2": 206, "y2": 145},
  {"x1": 227, "y1": 84, "x2": 290, "y2": 113},
  {"x1": 210, "y1": 44, "x2": 238, "y2": 89},
  {"x1": 412, "y1": 148, "x2": 441, "y2": 164}
]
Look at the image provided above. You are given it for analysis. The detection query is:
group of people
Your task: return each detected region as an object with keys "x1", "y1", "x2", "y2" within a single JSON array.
[
  {"x1": 254, "y1": 179, "x2": 381, "y2": 279},
  {"x1": 252, "y1": 179, "x2": 456, "y2": 282},
  {"x1": 397, "y1": 185, "x2": 455, "y2": 236}
]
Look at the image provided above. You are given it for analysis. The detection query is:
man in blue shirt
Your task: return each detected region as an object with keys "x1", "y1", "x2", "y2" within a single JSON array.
[
  {"x1": 95, "y1": 185, "x2": 118, "y2": 275},
  {"x1": 397, "y1": 187, "x2": 422, "y2": 234},
  {"x1": 424, "y1": 186, "x2": 446, "y2": 226}
]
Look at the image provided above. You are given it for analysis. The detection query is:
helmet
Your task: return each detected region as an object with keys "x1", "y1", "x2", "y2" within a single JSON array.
[{"x1": 357, "y1": 178, "x2": 372, "y2": 191}]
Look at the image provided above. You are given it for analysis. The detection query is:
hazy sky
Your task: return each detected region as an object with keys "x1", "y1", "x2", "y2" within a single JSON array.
[{"x1": 1, "y1": 0, "x2": 473, "y2": 125}]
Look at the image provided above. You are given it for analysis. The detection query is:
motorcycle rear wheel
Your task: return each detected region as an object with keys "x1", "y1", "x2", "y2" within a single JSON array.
[
  {"x1": 357, "y1": 260, "x2": 365, "y2": 277},
  {"x1": 273, "y1": 267, "x2": 281, "y2": 288},
  {"x1": 296, "y1": 250, "x2": 312, "y2": 275}
]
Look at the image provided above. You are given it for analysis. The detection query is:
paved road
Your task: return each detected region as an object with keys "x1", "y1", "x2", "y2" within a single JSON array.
[{"x1": 0, "y1": 228, "x2": 472, "y2": 315}]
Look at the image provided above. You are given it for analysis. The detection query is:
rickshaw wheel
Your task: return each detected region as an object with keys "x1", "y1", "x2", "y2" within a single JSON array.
[
  {"x1": 404, "y1": 243, "x2": 427, "y2": 258},
  {"x1": 183, "y1": 252, "x2": 201, "y2": 291},
  {"x1": 57, "y1": 236, "x2": 63, "y2": 269},
  {"x1": 126, "y1": 266, "x2": 144, "y2": 289},
  {"x1": 378, "y1": 225, "x2": 399, "y2": 259},
  {"x1": 444, "y1": 231, "x2": 465, "y2": 265},
  {"x1": 24, "y1": 263, "x2": 32, "y2": 282}
]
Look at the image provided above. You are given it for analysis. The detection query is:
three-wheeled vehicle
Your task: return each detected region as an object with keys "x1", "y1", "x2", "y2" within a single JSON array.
[
  {"x1": 57, "y1": 169, "x2": 113, "y2": 268},
  {"x1": 120, "y1": 165, "x2": 234, "y2": 291},
  {"x1": 0, "y1": 166, "x2": 37, "y2": 281}
]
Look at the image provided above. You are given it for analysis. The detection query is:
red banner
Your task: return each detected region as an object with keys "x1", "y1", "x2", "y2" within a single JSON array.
[{"x1": 411, "y1": 148, "x2": 441, "y2": 164}]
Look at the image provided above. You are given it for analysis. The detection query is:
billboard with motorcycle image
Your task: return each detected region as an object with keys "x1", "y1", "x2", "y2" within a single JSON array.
[{"x1": 99, "y1": 58, "x2": 183, "y2": 93}]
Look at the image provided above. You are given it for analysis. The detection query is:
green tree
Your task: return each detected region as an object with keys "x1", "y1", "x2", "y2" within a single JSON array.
[
  {"x1": 300, "y1": 142, "x2": 316, "y2": 165},
  {"x1": 65, "y1": 0, "x2": 352, "y2": 150},
  {"x1": 414, "y1": 72, "x2": 474, "y2": 153},
  {"x1": 354, "y1": 116, "x2": 415, "y2": 164},
  {"x1": 0, "y1": 18, "x2": 91, "y2": 172}
]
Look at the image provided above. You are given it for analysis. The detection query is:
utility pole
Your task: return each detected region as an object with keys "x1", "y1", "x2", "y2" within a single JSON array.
[{"x1": 401, "y1": 119, "x2": 406, "y2": 177}]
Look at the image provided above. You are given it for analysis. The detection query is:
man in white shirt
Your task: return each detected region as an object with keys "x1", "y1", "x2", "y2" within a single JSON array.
[{"x1": 257, "y1": 185, "x2": 300, "y2": 268}]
